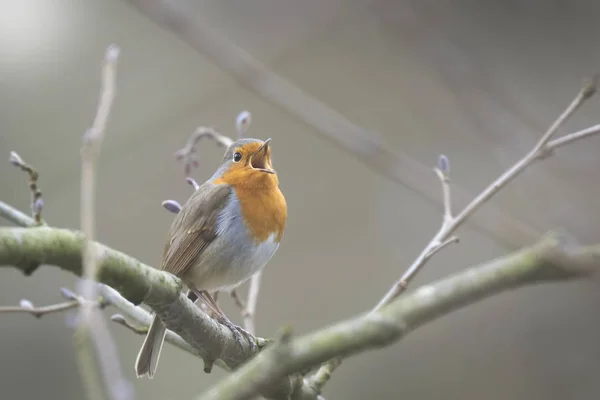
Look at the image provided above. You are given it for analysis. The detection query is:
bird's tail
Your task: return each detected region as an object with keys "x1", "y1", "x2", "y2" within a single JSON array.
[{"x1": 134, "y1": 316, "x2": 167, "y2": 379}]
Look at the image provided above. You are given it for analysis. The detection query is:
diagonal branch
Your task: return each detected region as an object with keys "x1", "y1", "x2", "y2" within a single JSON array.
[
  {"x1": 0, "y1": 226, "x2": 271, "y2": 362},
  {"x1": 306, "y1": 77, "x2": 600, "y2": 393},
  {"x1": 197, "y1": 234, "x2": 599, "y2": 400}
]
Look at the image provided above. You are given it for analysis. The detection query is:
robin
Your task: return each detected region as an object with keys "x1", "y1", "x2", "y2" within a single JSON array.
[{"x1": 135, "y1": 137, "x2": 287, "y2": 378}]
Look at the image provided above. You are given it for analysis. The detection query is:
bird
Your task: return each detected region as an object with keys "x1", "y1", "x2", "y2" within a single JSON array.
[{"x1": 135, "y1": 137, "x2": 287, "y2": 379}]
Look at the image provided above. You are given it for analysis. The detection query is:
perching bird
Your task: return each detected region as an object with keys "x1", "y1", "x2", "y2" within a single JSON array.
[{"x1": 135, "y1": 138, "x2": 287, "y2": 378}]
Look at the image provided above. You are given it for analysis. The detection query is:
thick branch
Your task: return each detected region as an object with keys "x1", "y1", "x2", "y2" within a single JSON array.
[
  {"x1": 0, "y1": 227, "x2": 275, "y2": 372},
  {"x1": 197, "y1": 235, "x2": 598, "y2": 400}
]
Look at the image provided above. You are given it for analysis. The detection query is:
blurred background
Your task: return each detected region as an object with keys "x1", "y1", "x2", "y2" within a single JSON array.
[{"x1": 1, "y1": 0, "x2": 600, "y2": 399}]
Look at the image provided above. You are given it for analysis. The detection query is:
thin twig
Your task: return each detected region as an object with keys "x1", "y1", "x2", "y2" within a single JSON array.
[
  {"x1": 305, "y1": 357, "x2": 342, "y2": 394},
  {"x1": 230, "y1": 290, "x2": 247, "y2": 314},
  {"x1": 377, "y1": 76, "x2": 598, "y2": 309},
  {"x1": 243, "y1": 271, "x2": 263, "y2": 335},
  {"x1": 545, "y1": 123, "x2": 600, "y2": 153},
  {"x1": 175, "y1": 127, "x2": 234, "y2": 177},
  {"x1": 8, "y1": 152, "x2": 44, "y2": 225},
  {"x1": 0, "y1": 300, "x2": 80, "y2": 317},
  {"x1": 434, "y1": 154, "x2": 452, "y2": 223},
  {"x1": 75, "y1": 44, "x2": 132, "y2": 400},
  {"x1": 0, "y1": 287, "x2": 107, "y2": 318},
  {"x1": 0, "y1": 200, "x2": 37, "y2": 227}
]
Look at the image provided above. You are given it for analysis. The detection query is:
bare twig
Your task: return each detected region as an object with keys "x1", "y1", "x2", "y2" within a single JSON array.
[
  {"x1": 307, "y1": 77, "x2": 600, "y2": 393},
  {"x1": 230, "y1": 272, "x2": 262, "y2": 335},
  {"x1": 0, "y1": 286, "x2": 108, "y2": 318},
  {"x1": 230, "y1": 290, "x2": 247, "y2": 314},
  {"x1": 0, "y1": 299, "x2": 80, "y2": 317},
  {"x1": 435, "y1": 154, "x2": 452, "y2": 223},
  {"x1": 75, "y1": 44, "x2": 132, "y2": 400},
  {"x1": 243, "y1": 271, "x2": 263, "y2": 335},
  {"x1": 305, "y1": 357, "x2": 342, "y2": 394},
  {"x1": 376, "y1": 75, "x2": 598, "y2": 309},
  {"x1": 9, "y1": 151, "x2": 44, "y2": 225},
  {"x1": 175, "y1": 127, "x2": 233, "y2": 177},
  {"x1": 0, "y1": 200, "x2": 37, "y2": 227},
  {"x1": 174, "y1": 110, "x2": 253, "y2": 176},
  {"x1": 545, "y1": 123, "x2": 600, "y2": 153}
]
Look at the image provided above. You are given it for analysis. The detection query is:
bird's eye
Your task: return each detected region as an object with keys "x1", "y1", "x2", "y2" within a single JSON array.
[{"x1": 233, "y1": 152, "x2": 242, "y2": 162}]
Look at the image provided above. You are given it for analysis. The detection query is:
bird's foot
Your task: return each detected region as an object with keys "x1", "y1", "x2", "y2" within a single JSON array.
[{"x1": 217, "y1": 317, "x2": 257, "y2": 353}]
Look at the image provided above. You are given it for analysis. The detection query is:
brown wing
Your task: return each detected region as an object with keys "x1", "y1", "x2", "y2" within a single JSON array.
[{"x1": 160, "y1": 182, "x2": 232, "y2": 278}]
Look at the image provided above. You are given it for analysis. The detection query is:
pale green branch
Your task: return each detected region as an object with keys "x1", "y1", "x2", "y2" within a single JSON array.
[{"x1": 197, "y1": 235, "x2": 598, "y2": 400}]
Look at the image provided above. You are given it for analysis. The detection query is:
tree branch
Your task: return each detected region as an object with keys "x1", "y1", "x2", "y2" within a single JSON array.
[
  {"x1": 197, "y1": 234, "x2": 599, "y2": 400},
  {"x1": 306, "y1": 76, "x2": 600, "y2": 392},
  {"x1": 1, "y1": 218, "x2": 598, "y2": 400},
  {"x1": 0, "y1": 226, "x2": 274, "y2": 359},
  {"x1": 0, "y1": 202, "x2": 224, "y2": 371}
]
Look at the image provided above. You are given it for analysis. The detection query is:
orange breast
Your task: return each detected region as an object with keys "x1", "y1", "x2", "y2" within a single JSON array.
[{"x1": 215, "y1": 170, "x2": 287, "y2": 243}]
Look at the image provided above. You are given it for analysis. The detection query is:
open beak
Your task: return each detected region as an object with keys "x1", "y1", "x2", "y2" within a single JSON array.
[{"x1": 249, "y1": 138, "x2": 275, "y2": 174}]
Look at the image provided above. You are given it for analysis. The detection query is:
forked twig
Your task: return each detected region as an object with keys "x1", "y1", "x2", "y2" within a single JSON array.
[
  {"x1": 377, "y1": 75, "x2": 598, "y2": 309},
  {"x1": 9, "y1": 152, "x2": 44, "y2": 225}
]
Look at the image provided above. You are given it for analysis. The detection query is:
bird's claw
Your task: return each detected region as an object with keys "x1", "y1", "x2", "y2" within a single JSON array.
[{"x1": 219, "y1": 318, "x2": 257, "y2": 353}]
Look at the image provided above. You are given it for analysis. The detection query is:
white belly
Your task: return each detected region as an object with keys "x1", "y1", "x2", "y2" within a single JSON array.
[{"x1": 182, "y1": 193, "x2": 280, "y2": 292}]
